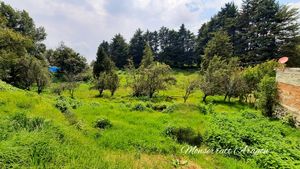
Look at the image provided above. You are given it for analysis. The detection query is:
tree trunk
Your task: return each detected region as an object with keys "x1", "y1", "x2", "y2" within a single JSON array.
[
  {"x1": 37, "y1": 87, "x2": 42, "y2": 94},
  {"x1": 111, "y1": 90, "x2": 115, "y2": 96},
  {"x1": 202, "y1": 94, "x2": 207, "y2": 103},
  {"x1": 224, "y1": 93, "x2": 228, "y2": 102},
  {"x1": 149, "y1": 92, "x2": 153, "y2": 98},
  {"x1": 99, "y1": 89, "x2": 104, "y2": 97}
]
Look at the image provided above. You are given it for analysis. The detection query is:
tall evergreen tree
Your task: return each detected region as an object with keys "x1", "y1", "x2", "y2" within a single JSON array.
[
  {"x1": 129, "y1": 29, "x2": 146, "y2": 67},
  {"x1": 177, "y1": 24, "x2": 197, "y2": 67},
  {"x1": 236, "y1": 0, "x2": 299, "y2": 64},
  {"x1": 110, "y1": 34, "x2": 129, "y2": 69},
  {"x1": 196, "y1": 3, "x2": 238, "y2": 59},
  {"x1": 93, "y1": 45, "x2": 114, "y2": 78},
  {"x1": 98, "y1": 40, "x2": 110, "y2": 55},
  {"x1": 140, "y1": 43, "x2": 154, "y2": 68},
  {"x1": 144, "y1": 30, "x2": 159, "y2": 57},
  {"x1": 158, "y1": 27, "x2": 180, "y2": 67}
]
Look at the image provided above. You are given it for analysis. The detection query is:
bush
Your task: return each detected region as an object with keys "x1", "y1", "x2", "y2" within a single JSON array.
[
  {"x1": 152, "y1": 104, "x2": 167, "y2": 111},
  {"x1": 92, "y1": 71, "x2": 119, "y2": 97},
  {"x1": 198, "y1": 103, "x2": 214, "y2": 114},
  {"x1": 164, "y1": 126, "x2": 202, "y2": 146},
  {"x1": 55, "y1": 96, "x2": 81, "y2": 112},
  {"x1": 131, "y1": 103, "x2": 146, "y2": 111},
  {"x1": 256, "y1": 75, "x2": 277, "y2": 117},
  {"x1": 94, "y1": 118, "x2": 112, "y2": 129},
  {"x1": 162, "y1": 105, "x2": 177, "y2": 113},
  {"x1": 55, "y1": 97, "x2": 69, "y2": 112}
]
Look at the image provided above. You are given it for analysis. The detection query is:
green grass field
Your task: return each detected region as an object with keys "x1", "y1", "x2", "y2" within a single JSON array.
[{"x1": 0, "y1": 71, "x2": 299, "y2": 169}]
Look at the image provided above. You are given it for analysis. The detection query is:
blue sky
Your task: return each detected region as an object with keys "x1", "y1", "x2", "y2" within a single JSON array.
[{"x1": 3, "y1": 0, "x2": 300, "y2": 62}]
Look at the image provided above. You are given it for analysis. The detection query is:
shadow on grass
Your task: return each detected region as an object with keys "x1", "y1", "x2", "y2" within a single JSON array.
[{"x1": 203, "y1": 96, "x2": 255, "y2": 110}]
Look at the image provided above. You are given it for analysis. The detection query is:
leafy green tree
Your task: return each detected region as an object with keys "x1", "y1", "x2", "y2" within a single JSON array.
[
  {"x1": 110, "y1": 34, "x2": 129, "y2": 68},
  {"x1": 129, "y1": 29, "x2": 146, "y2": 67},
  {"x1": 130, "y1": 63, "x2": 176, "y2": 98},
  {"x1": 53, "y1": 43, "x2": 87, "y2": 78},
  {"x1": 202, "y1": 31, "x2": 233, "y2": 70},
  {"x1": 199, "y1": 56, "x2": 228, "y2": 103},
  {"x1": 221, "y1": 57, "x2": 244, "y2": 102},
  {"x1": 0, "y1": 2, "x2": 50, "y2": 92},
  {"x1": 64, "y1": 82, "x2": 79, "y2": 98},
  {"x1": 183, "y1": 78, "x2": 200, "y2": 103},
  {"x1": 240, "y1": 60, "x2": 280, "y2": 102},
  {"x1": 0, "y1": 28, "x2": 34, "y2": 89},
  {"x1": 105, "y1": 72, "x2": 119, "y2": 96},
  {"x1": 31, "y1": 59, "x2": 50, "y2": 94},
  {"x1": 92, "y1": 71, "x2": 119, "y2": 97},
  {"x1": 0, "y1": 2, "x2": 47, "y2": 59}
]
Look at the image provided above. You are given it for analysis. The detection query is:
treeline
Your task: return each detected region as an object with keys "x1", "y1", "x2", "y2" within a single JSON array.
[
  {"x1": 96, "y1": 25, "x2": 197, "y2": 69},
  {"x1": 97, "y1": 0, "x2": 299, "y2": 69}
]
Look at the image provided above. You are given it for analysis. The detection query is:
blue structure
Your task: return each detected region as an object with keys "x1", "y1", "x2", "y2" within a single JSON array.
[{"x1": 48, "y1": 66, "x2": 61, "y2": 73}]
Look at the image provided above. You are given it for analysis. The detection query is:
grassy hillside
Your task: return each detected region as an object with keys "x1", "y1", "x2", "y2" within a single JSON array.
[{"x1": 0, "y1": 71, "x2": 299, "y2": 169}]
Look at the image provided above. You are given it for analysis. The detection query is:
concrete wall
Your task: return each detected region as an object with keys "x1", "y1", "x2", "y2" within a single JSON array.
[{"x1": 276, "y1": 68, "x2": 300, "y2": 118}]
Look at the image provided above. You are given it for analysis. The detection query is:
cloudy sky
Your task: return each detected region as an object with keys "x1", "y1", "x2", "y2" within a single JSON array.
[{"x1": 3, "y1": 0, "x2": 300, "y2": 62}]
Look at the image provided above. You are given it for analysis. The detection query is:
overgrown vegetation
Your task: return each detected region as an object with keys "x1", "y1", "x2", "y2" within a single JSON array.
[{"x1": 0, "y1": 0, "x2": 299, "y2": 168}]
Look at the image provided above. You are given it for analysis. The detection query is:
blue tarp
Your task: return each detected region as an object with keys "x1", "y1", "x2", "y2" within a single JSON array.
[{"x1": 48, "y1": 66, "x2": 61, "y2": 73}]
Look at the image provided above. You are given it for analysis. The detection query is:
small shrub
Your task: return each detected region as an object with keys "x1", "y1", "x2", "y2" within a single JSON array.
[
  {"x1": 94, "y1": 118, "x2": 112, "y2": 129},
  {"x1": 55, "y1": 97, "x2": 69, "y2": 112},
  {"x1": 198, "y1": 103, "x2": 214, "y2": 114},
  {"x1": 152, "y1": 104, "x2": 167, "y2": 111},
  {"x1": 164, "y1": 126, "x2": 202, "y2": 146},
  {"x1": 55, "y1": 96, "x2": 81, "y2": 112},
  {"x1": 131, "y1": 103, "x2": 146, "y2": 111},
  {"x1": 162, "y1": 105, "x2": 177, "y2": 113}
]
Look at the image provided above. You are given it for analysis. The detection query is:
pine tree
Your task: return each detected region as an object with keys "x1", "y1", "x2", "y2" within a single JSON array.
[
  {"x1": 144, "y1": 30, "x2": 159, "y2": 57},
  {"x1": 140, "y1": 43, "x2": 154, "y2": 68},
  {"x1": 177, "y1": 24, "x2": 196, "y2": 67},
  {"x1": 129, "y1": 29, "x2": 146, "y2": 67},
  {"x1": 236, "y1": 0, "x2": 299, "y2": 64},
  {"x1": 93, "y1": 46, "x2": 114, "y2": 78},
  {"x1": 196, "y1": 3, "x2": 238, "y2": 61},
  {"x1": 110, "y1": 34, "x2": 129, "y2": 69}
]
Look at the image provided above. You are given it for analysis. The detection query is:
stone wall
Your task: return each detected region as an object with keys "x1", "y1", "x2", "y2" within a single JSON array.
[{"x1": 276, "y1": 68, "x2": 300, "y2": 118}]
